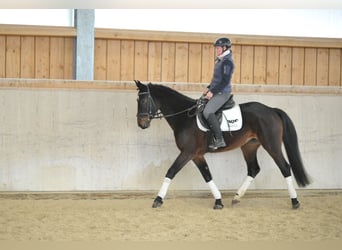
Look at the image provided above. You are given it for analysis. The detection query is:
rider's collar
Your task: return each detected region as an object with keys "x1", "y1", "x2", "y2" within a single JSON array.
[{"x1": 217, "y1": 49, "x2": 231, "y2": 60}]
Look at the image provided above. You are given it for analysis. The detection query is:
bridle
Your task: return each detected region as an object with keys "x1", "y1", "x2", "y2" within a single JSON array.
[
  {"x1": 137, "y1": 86, "x2": 159, "y2": 120},
  {"x1": 137, "y1": 85, "x2": 198, "y2": 120}
]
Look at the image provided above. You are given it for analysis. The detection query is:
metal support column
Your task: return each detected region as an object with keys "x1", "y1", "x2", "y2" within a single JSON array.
[{"x1": 74, "y1": 9, "x2": 95, "y2": 80}]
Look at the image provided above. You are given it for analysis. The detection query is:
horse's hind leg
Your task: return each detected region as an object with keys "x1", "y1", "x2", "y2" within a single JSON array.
[
  {"x1": 269, "y1": 153, "x2": 300, "y2": 209},
  {"x1": 193, "y1": 155, "x2": 224, "y2": 209},
  {"x1": 271, "y1": 154, "x2": 300, "y2": 209},
  {"x1": 232, "y1": 139, "x2": 261, "y2": 205},
  {"x1": 259, "y1": 129, "x2": 300, "y2": 209}
]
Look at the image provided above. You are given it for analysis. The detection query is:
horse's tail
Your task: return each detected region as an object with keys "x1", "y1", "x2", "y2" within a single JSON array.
[{"x1": 273, "y1": 108, "x2": 311, "y2": 187}]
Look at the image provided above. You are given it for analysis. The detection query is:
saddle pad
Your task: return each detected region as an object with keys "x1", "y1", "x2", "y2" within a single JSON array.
[{"x1": 196, "y1": 104, "x2": 243, "y2": 132}]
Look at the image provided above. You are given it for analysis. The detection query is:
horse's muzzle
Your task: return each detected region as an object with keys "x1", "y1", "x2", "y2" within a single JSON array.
[{"x1": 137, "y1": 116, "x2": 151, "y2": 129}]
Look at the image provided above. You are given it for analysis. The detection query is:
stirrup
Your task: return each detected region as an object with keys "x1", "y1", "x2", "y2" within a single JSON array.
[{"x1": 209, "y1": 137, "x2": 226, "y2": 150}]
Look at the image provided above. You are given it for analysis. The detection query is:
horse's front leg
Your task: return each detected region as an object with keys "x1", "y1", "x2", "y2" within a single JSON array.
[
  {"x1": 232, "y1": 140, "x2": 260, "y2": 205},
  {"x1": 193, "y1": 156, "x2": 224, "y2": 209},
  {"x1": 152, "y1": 152, "x2": 193, "y2": 208}
]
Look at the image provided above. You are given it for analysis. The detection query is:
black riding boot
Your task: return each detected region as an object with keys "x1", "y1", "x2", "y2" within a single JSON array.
[{"x1": 207, "y1": 113, "x2": 226, "y2": 150}]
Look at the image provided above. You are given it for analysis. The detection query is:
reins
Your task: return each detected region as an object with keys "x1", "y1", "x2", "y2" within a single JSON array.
[
  {"x1": 138, "y1": 86, "x2": 200, "y2": 120},
  {"x1": 154, "y1": 104, "x2": 198, "y2": 119}
]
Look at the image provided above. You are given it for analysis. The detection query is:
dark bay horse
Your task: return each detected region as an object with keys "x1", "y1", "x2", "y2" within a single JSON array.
[{"x1": 135, "y1": 80, "x2": 310, "y2": 209}]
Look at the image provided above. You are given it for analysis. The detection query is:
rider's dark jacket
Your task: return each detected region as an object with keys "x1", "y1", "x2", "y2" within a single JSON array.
[{"x1": 208, "y1": 50, "x2": 234, "y2": 95}]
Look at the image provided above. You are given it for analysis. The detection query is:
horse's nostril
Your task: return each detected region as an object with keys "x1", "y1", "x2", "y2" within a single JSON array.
[{"x1": 137, "y1": 117, "x2": 150, "y2": 129}]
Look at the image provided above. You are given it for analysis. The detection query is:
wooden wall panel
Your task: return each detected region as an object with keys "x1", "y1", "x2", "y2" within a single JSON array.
[
  {"x1": 317, "y1": 48, "x2": 329, "y2": 86},
  {"x1": 21, "y1": 36, "x2": 35, "y2": 78},
  {"x1": 266, "y1": 46, "x2": 279, "y2": 84},
  {"x1": 161, "y1": 42, "x2": 175, "y2": 82},
  {"x1": 64, "y1": 37, "x2": 74, "y2": 79},
  {"x1": 0, "y1": 25, "x2": 75, "y2": 79},
  {"x1": 201, "y1": 44, "x2": 214, "y2": 83},
  {"x1": 120, "y1": 40, "x2": 135, "y2": 81},
  {"x1": 0, "y1": 25, "x2": 341, "y2": 87},
  {"x1": 175, "y1": 42, "x2": 189, "y2": 82},
  {"x1": 231, "y1": 45, "x2": 241, "y2": 84},
  {"x1": 254, "y1": 46, "x2": 267, "y2": 84},
  {"x1": 188, "y1": 43, "x2": 202, "y2": 83},
  {"x1": 0, "y1": 36, "x2": 5, "y2": 77},
  {"x1": 240, "y1": 46, "x2": 254, "y2": 84},
  {"x1": 35, "y1": 37, "x2": 50, "y2": 78},
  {"x1": 292, "y1": 48, "x2": 305, "y2": 85},
  {"x1": 148, "y1": 42, "x2": 162, "y2": 82},
  {"x1": 50, "y1": 37, "x2": 65, "y2": 79},
  {"x1": 94, "y1": 39, "x2": 107, "y2": 80},
  {"x1": 6, "y1": 36, "x2": 21, "y2": 78},
  {"x1": 328, "y1": 49, "x2": 341, "y2": 86},
  {"x1": 279, "y1": 47, "x2": 292, "y2": 85},
  {"x1": 134, "y1": 41, "x2": 148, "y2": 81},
  {"x1": 106, "y1": 40, "x2": 121, "y2": 81},
  {"x1": 0, "y1": 34, "x2": 74, "y2": 79},
  {"x1": 304, "y1": 48, "x2": 317, "y2": 85}
]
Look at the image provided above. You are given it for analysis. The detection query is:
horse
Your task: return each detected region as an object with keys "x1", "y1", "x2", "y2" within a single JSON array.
[{"x1": 134, "y1": 80, "x2": 310, "y2": 209}]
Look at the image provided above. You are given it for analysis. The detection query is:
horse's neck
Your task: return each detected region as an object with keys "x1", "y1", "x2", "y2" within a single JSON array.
[
  {"x1": 152, "y1": 86, "x2": 194, "y2": 113},
  {"x1": 153, "y1": 88, "x2": 195, "y2": 130}
]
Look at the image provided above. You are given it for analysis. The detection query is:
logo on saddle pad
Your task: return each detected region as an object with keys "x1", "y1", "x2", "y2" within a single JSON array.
[{"x1": 197, "y1": 104, "x2": 243, "y2": 132}]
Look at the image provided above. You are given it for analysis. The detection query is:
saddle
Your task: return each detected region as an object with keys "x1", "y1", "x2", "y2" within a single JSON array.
[{"x1": 196, "y1": 95, "x2": 243, "y2": 132}]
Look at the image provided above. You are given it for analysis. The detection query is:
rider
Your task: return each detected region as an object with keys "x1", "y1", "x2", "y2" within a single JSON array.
[{"x1": 203, "y1": 37, "x2": 234, "y2": 150}]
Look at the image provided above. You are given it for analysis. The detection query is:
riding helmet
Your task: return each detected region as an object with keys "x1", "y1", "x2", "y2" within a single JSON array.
[{"x1": 213, "y1": 37, "x2": 232, "y2": 48}]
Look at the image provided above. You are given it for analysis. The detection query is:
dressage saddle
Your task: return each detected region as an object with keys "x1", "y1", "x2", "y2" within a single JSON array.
[{"x1": 197, "y1": 95, "x2": 235, "y2": 129}]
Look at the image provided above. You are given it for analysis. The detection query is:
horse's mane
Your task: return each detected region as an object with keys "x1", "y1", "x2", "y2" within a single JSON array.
[{"x1": 148, "y1": 83, "x2": 197, "y2": 106}]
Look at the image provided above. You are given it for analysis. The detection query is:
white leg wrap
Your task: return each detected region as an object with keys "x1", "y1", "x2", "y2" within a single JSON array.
[
  {"x1": 235, "y1": 176, "x2": 254, "y2": 199},
  {"x1": 158, "y1": 177, "x2": 171, "y2": 199},
  {"x1": 207, "y1": 180, "x2": 222, "y2": 200},
  {"x1": 285, "y1": 176, "x2": 297, "y2": 199}
]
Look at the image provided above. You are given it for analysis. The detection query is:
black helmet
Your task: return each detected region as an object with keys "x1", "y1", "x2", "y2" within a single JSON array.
[{"x1": 213, "y1": 37, "x2": 231, "y2": 48}]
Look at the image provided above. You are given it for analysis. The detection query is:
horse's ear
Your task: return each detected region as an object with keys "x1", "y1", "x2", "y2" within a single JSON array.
[{"x1": 134, "y1": 80, "x2": 145, "y2": 90}]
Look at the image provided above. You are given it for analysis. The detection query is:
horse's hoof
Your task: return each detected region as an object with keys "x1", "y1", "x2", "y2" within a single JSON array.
[
  {"x1": 291, "y1": 198, "x2": 300, "y2": 209},
  {"x1": 213, "y1": 199, "x2": 224, "y2": 209},
  {"x1": 213, "y1": 204, "x2": 224, "y2": 209},
  {"x1": 292, "y1": 202, "x2": 300, "y2": 209},
  {"x1": 231, "y1": 199, "x2": 240, "y2": 206},
  {"x1": 152, "y1": 196, "x2": 163, "y2": 208}
]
